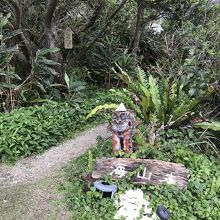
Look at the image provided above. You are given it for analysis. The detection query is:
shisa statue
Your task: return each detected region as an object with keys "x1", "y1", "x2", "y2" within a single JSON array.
[{"x1": 111, "y1": 103, "x2": 135, "y2": 153}]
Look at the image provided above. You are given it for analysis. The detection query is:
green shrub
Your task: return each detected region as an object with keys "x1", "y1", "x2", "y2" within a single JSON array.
[
  {"x1": 0, "y1": 90, "x2": 125, "y2": 163},
  {"x1": 0, "y1": 103, "x2": 73, "y2": 162},
  {"x1": 148, "y1": 143, "x2": 220, "y2": 220},
  {"x1": 63, "y1": 134, "x2": 220, "y2": 220}
]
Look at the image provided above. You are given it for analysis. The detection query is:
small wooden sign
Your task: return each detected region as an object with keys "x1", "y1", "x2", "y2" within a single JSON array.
[
  {"x1": 64, "y1": 28, "x2": 73, "y2": 49},
  {"x1": 92, "y1": 158, "x2": 189, "y2": 189}
]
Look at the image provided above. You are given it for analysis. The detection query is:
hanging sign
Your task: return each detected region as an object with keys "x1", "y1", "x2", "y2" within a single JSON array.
[{"x1": 64, "y1": 28, "x2": 73, "y2": 49}]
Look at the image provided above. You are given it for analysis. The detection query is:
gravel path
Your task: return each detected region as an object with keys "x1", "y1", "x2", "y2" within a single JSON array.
[{"x1": 0, "y1": 123, "x2": 110, "y2": 187}]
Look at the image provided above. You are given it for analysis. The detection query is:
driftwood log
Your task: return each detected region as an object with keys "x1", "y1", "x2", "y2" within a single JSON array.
[{"x1": 92, "y1": 158, "x2": 189, "y2": 189}]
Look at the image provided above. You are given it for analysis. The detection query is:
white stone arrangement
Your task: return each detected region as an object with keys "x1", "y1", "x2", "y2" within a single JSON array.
[{"x1": 114, "y1": 189, "x2": 158, "y2": 220}]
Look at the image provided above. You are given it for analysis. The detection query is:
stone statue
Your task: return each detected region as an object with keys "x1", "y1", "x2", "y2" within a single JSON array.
[{"x1": 111, "y1": 103, "x2": 135, "y2": 153}]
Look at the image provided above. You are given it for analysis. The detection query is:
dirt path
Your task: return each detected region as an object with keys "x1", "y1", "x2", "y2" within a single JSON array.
[
  {"x1": 0, "y1": 124, "x2": 110, "y2": 220},
  {"x1": 0, "y1": 123, "x2": 110, "y2": 186}
]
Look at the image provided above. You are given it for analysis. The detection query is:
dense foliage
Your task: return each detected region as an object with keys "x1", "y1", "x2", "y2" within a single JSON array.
[
  {"x1": 63, "y1": 130, "x2": 220, "y2": 220},
  {"x1": 1, "y1": 1, "x2": 220, "y2": 110},
  {"x1": 0, "y1": 1, "x2": 220, "y2": 218},
  {"x1": 0, "y1": 89, "x2": 124, "y2": 162}
]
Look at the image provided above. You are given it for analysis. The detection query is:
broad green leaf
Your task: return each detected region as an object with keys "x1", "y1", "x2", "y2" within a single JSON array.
[
  {"x1": 86, "y1": 103, "x2": 118, "y2": 119},
  {"x1": 193, "y1": 121, "x2": 220, "y2": 131},
  {"x1": 50, "y1": 83, "x2": 66, "y2": 88},
  {"x1": 36, "y1": 48, "x2": 60, "y2": 57},
  {"x1": 0, "y1": 71, "x2": 21, "y2": 80},
  {"x1": 0, "y1": 47, "x2": 19, "y2": 54},
  {"x1": 39, "y1": 58, "x2": 60, "y2": 66},
  {"x1": 34, "y1": 81, "x2": 46, "y2": 93},
  {"x1": 64, "y1": 72, "x2": 70, "y2": 89}
]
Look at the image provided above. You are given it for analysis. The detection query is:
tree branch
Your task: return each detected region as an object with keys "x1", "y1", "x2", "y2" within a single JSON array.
[
  {"x1": 79, "y1": 0, "x2": 128, "y2": 57},
  {"x1": 81, "y1": 2, "x2": 104, "y2": 32},
  {"x1": 7, "y1": 0, "x2": 32, "y2": 61},
  {"x1": 131, "y1": 0, "x2": 145, "y2": 59},
  {"x1": 8, "y1": 0, "x2": 21, "y2": 29},
  {"x1": 43, "y1": 0, "x2": 63, "y2": 81},
  {"x1": 45, "y1": 0, "x2": 58, "y2": 30},
  {"x1": 72, "y1": 1, "x2": 104, "y2": 42}
]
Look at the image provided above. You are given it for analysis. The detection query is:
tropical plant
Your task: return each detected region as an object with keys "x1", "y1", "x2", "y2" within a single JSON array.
[
  {"x1": 15, "y1": 48, "x2": 61, "y2": 103},
  {"x1": 111, "y1": 64, "x2": 214, "y2": 144},
  {"x1": 88, "y1": 36, "x2": 135, "y2": 88},
  {"x1": 193, "y1": 121, "x2": 220, "y2": 131},
  {"x1": 86, "y1": 103, "x2": 118, "y2": 119},
  {"x1": 0, "y1": 15, "x2": 64, "y2": 107},
  {"x1": 0, "y1": 13, "x2": 21, "y2": 112},
  {"x1": 50, "y1": 71, "x2": 87, "y2": 106},
  {"x1": 63, "y1": 72, "x2": 86, "y2": 107},
  {"x1": 64, "y1": 135, "x2": 220, "y2": 219}
]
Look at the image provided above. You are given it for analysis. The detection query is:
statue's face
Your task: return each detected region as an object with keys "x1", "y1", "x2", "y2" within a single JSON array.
[
  {"x1": 112, "y1": 110, "x2": 135, "y2": 133},
  {"x1": 112, "y1": 111, "x2": 129, "y2": 124}
]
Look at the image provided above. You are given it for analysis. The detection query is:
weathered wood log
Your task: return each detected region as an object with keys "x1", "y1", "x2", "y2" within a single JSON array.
[{"x1": 92, "y1": 158, "x2": 189, "y2": 189}]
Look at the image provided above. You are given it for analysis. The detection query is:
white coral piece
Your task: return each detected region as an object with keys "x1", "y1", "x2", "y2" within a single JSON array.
[{"x1": 114, "y1": 189, "x2": 157, "y2": 220}]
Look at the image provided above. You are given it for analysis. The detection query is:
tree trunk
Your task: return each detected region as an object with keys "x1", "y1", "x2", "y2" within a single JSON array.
[
  {"x1": 8, "y1": 0, "x2": 32, "y2": 74},
  {"x1": 131, "y1": 0, "x2": 145, "y2": 61},
  {"x1": 43, "y1": 0, "x2": 63, "y2": 83}
]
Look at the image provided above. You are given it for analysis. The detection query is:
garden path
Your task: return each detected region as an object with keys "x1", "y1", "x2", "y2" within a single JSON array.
[
  {"x1": 0, "y1": 123, "x2": 110, "y2": 220},
  {"x1": 0, "y1": 123, "x2": 110, "y2": 186}
]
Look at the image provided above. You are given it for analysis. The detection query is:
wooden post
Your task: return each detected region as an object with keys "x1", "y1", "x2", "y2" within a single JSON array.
[{"x1": 92, "y1": 158, "x2": 189, "y2": 189}]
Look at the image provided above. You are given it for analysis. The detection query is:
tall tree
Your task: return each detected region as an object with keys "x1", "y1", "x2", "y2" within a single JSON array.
[
  {"x1": 131, "y1": 0, "x2": 145, "y2": 60},
  {"x1": 7, "y1": 0, "x2": 32, "y2": 72},
  {"x1": 42, "y1": 0, "x2": 63, "y2": 81}
]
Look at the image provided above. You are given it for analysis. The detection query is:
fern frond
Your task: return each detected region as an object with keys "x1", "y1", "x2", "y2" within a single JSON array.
[
  {"x1": 139, "y1": 84, "x2": 150, "y2": 98},
  {"x1": 111, "y1": 89, "x2": 143, "y2": 119},
  {"x1": 172, "y1": 98, "x2": 198, "y2": 121},
  {"x1": 170, "y1": 81, "x2": 178, "y2": 103},
  {"x1": 112, "y1": 64, "x2": 141, "y2": 98},
  {"x1": 86, "y1": 103, "x2": 118, "y2": 119},
  {"x1": 149, "y1": 75, "x2": 161, "y2": 115},
  {"x1": 160, "y1": 78, "x2": 169, "y2": 114},
  {"x1": 113, "y1": 65, "x2": 132, "y2": 88},
  {"x1": 136, "y1": 66, "x2": 147, "y2": 85},
  {"x1": 140, "y1": 96, "x2": 150, "y2": 119}
]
